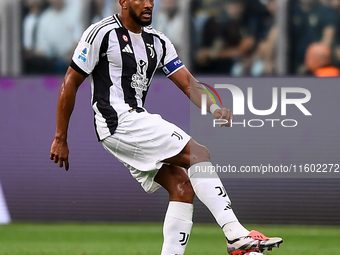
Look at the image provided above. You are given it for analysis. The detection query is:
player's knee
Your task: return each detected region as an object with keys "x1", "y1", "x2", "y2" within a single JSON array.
[
  {"x1": 173, "y1": 179, "x2": 194, "y2": 204},
  {"x1": 190, "y1": 143, "x2": 210, "y2": 166},
  {"x1": 168, "y1": 172, "x2": 194, "y2": 203}
]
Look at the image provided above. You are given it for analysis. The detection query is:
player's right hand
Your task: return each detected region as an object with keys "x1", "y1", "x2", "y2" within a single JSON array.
[
  {"x1": 213, "y1": 107, "x2": 233, "y2": 127},
  {"x1": 50, "y1": 139, "x2": 70, "y2": 171}
]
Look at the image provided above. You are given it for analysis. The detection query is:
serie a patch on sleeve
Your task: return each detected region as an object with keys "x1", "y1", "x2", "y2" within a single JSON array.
[
  {"x1": 162, "y1": 57, "x2": 184, "y2": 76},
  {"x1": 78, "y1": 47, "x2": 88, "y2": 63}
]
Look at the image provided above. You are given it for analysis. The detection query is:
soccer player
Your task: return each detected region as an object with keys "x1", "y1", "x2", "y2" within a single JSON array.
[{"x1": 50, "y1": 0, "x2": 283, "y2": 254}]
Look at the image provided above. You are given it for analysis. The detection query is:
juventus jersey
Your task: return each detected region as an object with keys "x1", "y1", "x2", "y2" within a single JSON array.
[{"x1": 70, "y1": 14, "x2": 184, "y2": 141}]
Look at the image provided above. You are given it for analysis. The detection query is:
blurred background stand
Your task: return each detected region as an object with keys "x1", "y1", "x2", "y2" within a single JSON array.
[{"x1": 0, "y1": 0, "x2": 22, "y2": 76}]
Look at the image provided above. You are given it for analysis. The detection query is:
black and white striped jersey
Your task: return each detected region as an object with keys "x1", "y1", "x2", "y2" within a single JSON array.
[{"x1": 70, "y1": 14, "x2": 184, "y2": 141}]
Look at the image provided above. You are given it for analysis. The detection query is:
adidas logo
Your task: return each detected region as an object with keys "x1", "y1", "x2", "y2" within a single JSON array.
[{"x1": 122, "y1": 44, "x2": 133, "y2": 54}]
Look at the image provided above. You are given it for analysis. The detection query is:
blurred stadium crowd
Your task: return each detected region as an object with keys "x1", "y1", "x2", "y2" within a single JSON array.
[{"x1": 1, "y1": 0, "x2": 340, "y2": 76}]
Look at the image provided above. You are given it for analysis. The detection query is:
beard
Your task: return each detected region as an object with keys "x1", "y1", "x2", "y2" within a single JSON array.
[{"x1": 129, "y1": 6, "x2": 152, "y2": 27}]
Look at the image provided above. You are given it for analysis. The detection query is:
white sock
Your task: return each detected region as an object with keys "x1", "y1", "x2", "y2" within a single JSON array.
[
  {"x1": 188, "y1": 162, "x2": 249, "y2": 240},
  {"x1": 161, "y1": 201, "x2": 193, "y2": 255},
  {"x1": 222, "y1": 220, "x2": 250, "y2": 241}
]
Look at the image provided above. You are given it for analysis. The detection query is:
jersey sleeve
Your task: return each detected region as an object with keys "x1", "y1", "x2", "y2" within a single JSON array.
[
  {"x1": 70, "y1": 24, "x2": 101, "y2": 77},
  {"x1": 157, "y1": 33, "x2": 185, "y2": 77}
]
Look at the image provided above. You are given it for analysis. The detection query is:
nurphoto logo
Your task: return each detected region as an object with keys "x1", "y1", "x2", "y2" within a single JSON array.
[{"x1": 199, "y1": 83, "x2": 312, "y2": 128}]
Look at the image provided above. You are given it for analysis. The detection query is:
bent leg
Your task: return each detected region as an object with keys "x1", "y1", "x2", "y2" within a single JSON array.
[
  {"x1": 188, "y1": 162, "x2": 249, "y2": 240},
  {"x1": 163, "y1": 139, "x2": 249, "y2": 241},
  {"x1": 155, "y1": 164, "x2": 194, "y2": 255}
]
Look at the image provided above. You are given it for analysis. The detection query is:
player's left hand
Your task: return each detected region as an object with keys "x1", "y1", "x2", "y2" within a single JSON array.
[
  {"x1": 50, "y1": 138, "x2": 70, "y2": 171},
  {"x1": 213, "y1": 107, "x2": 233, "y2": 127}
]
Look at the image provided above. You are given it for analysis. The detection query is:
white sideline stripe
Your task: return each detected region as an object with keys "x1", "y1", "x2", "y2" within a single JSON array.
[{"x1": 0, "y1": 181, "x2": 11, "y2": 224}]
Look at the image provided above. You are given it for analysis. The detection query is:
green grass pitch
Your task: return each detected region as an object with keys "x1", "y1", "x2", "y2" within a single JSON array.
[{"x1": 0, "y1": 223, "x2": 339, "y2": 255}]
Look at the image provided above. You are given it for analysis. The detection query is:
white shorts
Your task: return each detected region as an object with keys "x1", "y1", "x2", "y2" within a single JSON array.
[{"x1": 101, "y1": 110, "x2": 191, "y2": 193}]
